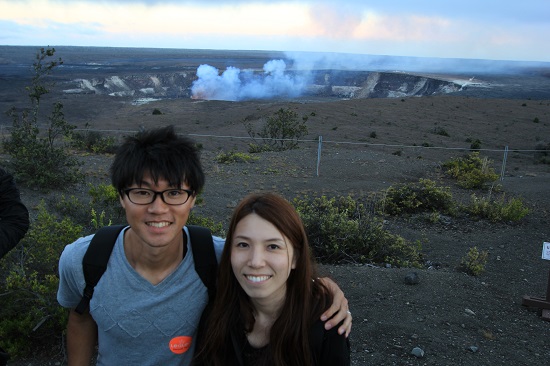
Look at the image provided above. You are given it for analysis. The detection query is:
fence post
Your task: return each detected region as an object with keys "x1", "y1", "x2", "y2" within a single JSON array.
[
  {"x1": 316, "y1": 136, "x2": 323, "y2": 177},
  {"x1": 500, "y1": 145, "x2": 508, "y2": 181}
]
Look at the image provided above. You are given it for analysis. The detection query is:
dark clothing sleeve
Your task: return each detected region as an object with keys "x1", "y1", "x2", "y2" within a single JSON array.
[
  {"x1": 0, "y1": 168, "x2": 30, "y2": 259},
  {"x1": 310, "y1": 319, "x2": 351, "y2": 366}
]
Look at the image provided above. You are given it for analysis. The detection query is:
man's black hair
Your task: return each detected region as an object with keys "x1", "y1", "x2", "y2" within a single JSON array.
[{"x1": 110, "y1": 125, "x2": 205, "y2": 194}]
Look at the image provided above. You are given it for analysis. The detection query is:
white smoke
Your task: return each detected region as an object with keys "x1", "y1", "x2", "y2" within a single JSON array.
[
  {"x1": 190, "y1": 52, "x2": 547, "y2": 101},
  {"x1": 191, "y1": 59, "x2": 309, "y2": 101}
]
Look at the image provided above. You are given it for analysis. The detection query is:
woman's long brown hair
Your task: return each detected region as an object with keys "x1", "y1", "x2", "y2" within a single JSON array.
[{"x1": 194, "y1": 192, "x2": 332, "y2": 366}]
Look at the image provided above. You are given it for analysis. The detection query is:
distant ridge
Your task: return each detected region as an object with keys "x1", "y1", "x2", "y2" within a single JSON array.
[
  {"x1": 1, "y1": 45, "x2": 549, "y2": 100},
  {"x1": 1, "y1": 45, "x2": 549, "y2": 73}
]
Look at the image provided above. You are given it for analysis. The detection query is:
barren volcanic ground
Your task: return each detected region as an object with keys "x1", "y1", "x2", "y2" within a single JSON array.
[{"x1": 1, "y1": 47, "x2": 550, "y2": 365}]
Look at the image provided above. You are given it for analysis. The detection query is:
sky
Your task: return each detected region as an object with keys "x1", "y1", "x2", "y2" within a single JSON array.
[{"x1": 1, "y1": 0, "x2": 549, "y2": 63}]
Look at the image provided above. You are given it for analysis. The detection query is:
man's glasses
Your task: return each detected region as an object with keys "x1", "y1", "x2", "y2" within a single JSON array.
[{"x1": 124, "y1": 188, "x2": 194, "y2": 205}]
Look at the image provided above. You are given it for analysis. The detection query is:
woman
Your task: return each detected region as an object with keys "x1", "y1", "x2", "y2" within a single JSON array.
[{"x1": 195, "y1": 192, "x2": 350, "y2": 366}]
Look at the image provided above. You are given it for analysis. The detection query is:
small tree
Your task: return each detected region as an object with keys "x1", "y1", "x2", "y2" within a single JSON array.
[
  {"x1": 442, "y1": 152, "x2": 498, "y2": 189},
  {"x1": 245, "y1": 108, "x2": 308, "y2": 151},
  {"x1": 3, "y1": 47, "x2": 82, "y2": 189},
  {"x1": 460, "y1": 246, "x2": 488, "y2": 276}
]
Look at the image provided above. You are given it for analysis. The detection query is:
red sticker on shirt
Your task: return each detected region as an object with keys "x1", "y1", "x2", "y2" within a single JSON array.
[{"x1": 169, "y1": 336, "x2": 192, "y2": 354}]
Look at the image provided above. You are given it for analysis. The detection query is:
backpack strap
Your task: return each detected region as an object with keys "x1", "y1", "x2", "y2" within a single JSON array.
[
  {"x1": 187, "y1": 225, "x2": 218, "y2": 301},
  {"x1": 74, "y1": 225, "x2": 126, "y2": 315},
  {"x1": 187, "y1": 225, "x2": 218, "y2": 351}
]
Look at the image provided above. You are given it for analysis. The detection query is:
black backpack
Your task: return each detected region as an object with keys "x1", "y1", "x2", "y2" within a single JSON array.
[{"x1": 74, "y1": 225, "x2": 218, "y2": 315}]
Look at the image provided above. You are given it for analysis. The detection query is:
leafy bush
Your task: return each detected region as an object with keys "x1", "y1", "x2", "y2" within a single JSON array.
[
  {"x1": 187, "y1": 212, "x2": 225, "y2": 238},
  {"x1": 50, "y1": 184, "x2": 123, "y2": 235},
  {"x1": 442, "y1": 152, "x2": 499, "y2": 189},
  {"x1": 460, "y1": 246, "x2": 488, "y2": 276},
  {"x1": 293, "y1": 195, "x2": 422, "y2": 267},
  {"x1": 469, "y1": 139, "x2": 482, "y2": 151},
  {"x1": 247, "y1": 143, "x2": 273, "y2": 153},
  {"x1": 215, "y1": 150, "x2": 259, "y2": 164},
  {"x1": 0, "y1": 201, "x2": 83, "y2": 357},
  {"x1": 3, "y1": 47, "x2": 83, "y2": 189},
  {"x1": 88, "y1": 183, "x2": 125, "y2": 230},
  {"x1": 244, "y1": 108, "x2": 308, "y2": 151},
  {"x1": 432, "y1": 127, "x2": 450, "y2": 137},
  {"x1": 382, "y1": 179, "x2": 455, "y2": 215},
  {"x1": 71, "y1": 128, "x2": 118, "y2": 154},
  {"x1": 465, "y1": 193, "x2": 529, "y2": 222},
  {"x1": 52, "y1": 194, "x2": 88, "y2": 223},
  {"x1": 533, "y1": 142, "x2": 550, "y2": 164}
]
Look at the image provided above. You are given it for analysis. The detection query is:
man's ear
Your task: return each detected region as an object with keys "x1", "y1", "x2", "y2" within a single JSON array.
[{"x1": 189, "y1": 195, "x2": 197, "y2": 209}]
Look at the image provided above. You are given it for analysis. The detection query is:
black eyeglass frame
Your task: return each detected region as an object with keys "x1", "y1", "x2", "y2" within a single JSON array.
[{"x1": 123, "y1": 188, "x2": 194, "y2": 205}]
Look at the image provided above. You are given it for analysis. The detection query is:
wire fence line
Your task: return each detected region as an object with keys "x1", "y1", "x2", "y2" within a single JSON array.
[
  {"x1": 1, "y1": 125, "x2": 549, "y2": 182},
  {"x1": 166, "y1": 131, "x2": 545, "y2": 182},
  {"x1": 1, "y1": 124, "x2": 547, "y2": 153},
  {"x1": 171, "y1": 132, "x2": 548, "y2": 181}
]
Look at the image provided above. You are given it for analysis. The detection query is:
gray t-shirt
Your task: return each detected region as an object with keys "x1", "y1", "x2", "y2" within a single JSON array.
[{"x1": 57, "y1": 226, "x2": 225, "y2": 365}]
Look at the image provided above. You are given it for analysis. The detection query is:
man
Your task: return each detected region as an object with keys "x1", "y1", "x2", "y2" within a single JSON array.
[{"x1": 57, "y1": 126, "x2": 351, "y2": 365}]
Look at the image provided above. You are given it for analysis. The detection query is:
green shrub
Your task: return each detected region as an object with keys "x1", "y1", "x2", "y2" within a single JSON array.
[
  {"x1": 465, "y1": 193, "x2": 529, "y2": 222},
  {"x1": 215, "y1": 150, "x2": 259, "y2": 164},
  {"x1": 534, "y1": 142, "x2": 550, "y2": 164},
  {"x1": 469, "y1": 139, "x2": 482, "y2": 151},
  {"x1": 293, "y1": 195, "x2": 422, "y2": 267},
  {"x1": 442, "y1": 152, "x2": 499, "y2": 189},
  {"x1": 0, "y1": 201, "x2": 83, "y2": 357},
  {"x1": 51, "y1": 185, "x2": 123, "y2": 234},
  {"x1": 432, "y1": 127, "x2": 450, "y2": 137},
  {"x1": 90, "y1": 208, "x2": 113, "y2": 230},
  {"x1": 53, "y1": 194, "x2": 88, "y2": 223},
  {"x1": 88, "y1": 183, "x2": 124, "y2": 230},
  {"x1": 247, "y1": 143, "x2": 273, "y2": 153},
  {"x1": 460, "y1": 246, "x2": 488, "y2": 276},
  {"x1": 89, "y1": 183, "x2": 119, "y2": 206},
  {"x1": 152, "y1": 108, "x2": 162, "y2": 115},
  {"x1": 187, "y1": 212, "x2": 225, "y2": 237},
  {"x1": 71, "y1": 129, "x2": 118, "y2": 154},
  {"x1": 3, "y1": 47, "x2": 83, "y2": 189},
  {"x1": 382, "y1": 179, "x2": 455, "y2": 215},
  {"x1": 244, "y1": 108, "x2": 308, "y2": 151}
]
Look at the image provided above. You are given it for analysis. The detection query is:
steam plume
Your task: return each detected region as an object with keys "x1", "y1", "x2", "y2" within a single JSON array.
[{"x1": 191, "y1": 59, "x2": 308, "y2": 101}]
